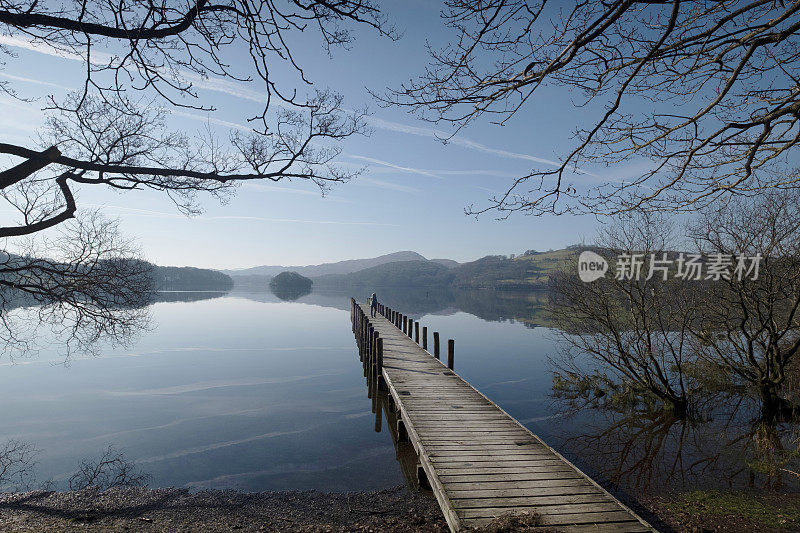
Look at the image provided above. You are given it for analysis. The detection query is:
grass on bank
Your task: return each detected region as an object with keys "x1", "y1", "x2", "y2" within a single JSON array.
[{"x1": 661, "y1": 490, "x2": 800, "y2": 530}]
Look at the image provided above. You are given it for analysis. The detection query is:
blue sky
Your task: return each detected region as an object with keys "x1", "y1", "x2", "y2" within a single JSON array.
[{"x1": 0, "y1": 2, "x2": 614, "y2": 269}]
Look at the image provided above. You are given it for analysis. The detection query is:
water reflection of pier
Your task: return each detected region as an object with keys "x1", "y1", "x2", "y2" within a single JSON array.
[{"x1": 371, "y1": 389, "x2": 429, "y2": 492}]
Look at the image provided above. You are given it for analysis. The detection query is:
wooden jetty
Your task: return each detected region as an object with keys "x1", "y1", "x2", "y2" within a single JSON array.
[{"x1": 351, "y1": 298, "x2": 656, "y2": 533}]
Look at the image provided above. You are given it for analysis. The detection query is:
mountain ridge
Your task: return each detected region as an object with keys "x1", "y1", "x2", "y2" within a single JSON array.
[{"x1": 222, "y1": 251, "x2": 453, "y2": 278}]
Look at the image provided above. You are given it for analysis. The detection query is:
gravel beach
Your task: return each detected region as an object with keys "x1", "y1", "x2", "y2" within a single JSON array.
[{"x1": 0, "y1": 486, "x2": 450, "y2": 532}]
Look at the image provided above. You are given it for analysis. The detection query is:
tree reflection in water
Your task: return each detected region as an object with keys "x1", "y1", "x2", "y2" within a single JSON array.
[{"x1": 550, "y1": 396, "x2": 800, "y2": 497}]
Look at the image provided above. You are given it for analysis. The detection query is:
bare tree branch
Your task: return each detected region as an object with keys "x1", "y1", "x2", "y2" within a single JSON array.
[{"x1": 385, "y1": 1, "x2": 800, "y2": 216}]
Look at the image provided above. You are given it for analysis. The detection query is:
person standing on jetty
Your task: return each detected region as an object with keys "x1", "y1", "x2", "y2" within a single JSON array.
[{"x1": 370, "y1": 292, "x2": 378, "y2": 318}]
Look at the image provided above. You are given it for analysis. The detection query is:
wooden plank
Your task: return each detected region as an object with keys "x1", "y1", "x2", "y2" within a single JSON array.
[
  {"x1": 460, "y1": 509, "x2": 639, "y2": 523},
  {"x1": 426, "y1": 442, "x2": 551, "y2": 448},
  {"x1": 451, "y1": 491, "x2": 620, "y2": 513},
  {"x1": 440, "y1": 472, "x2": 587, "y2": 483},
  {"x1": 443, "y1": 478, "x2": 594, "y2": 491},
  {"x1": 427, "y1": 450, "x2": 553, "y2": 458},
  {"x1": 448, "y1": 486, "x2": 606, "y2": 499},
  {"x1": 462, "y1": 518, "x2": 652, "y2": 532},
  {"x1": 430, "y1": 456, "x2": 561, "y2": 465}
]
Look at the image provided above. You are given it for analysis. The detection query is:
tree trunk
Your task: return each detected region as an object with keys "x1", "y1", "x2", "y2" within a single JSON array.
[{"x1": 759, "y1": 382, "x2": 796, "y2": 422}]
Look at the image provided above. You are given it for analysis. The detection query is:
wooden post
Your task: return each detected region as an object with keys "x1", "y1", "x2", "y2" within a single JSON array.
[
  {"x1": 360, "y1": 318, "x2": 365, "y2": 354},
  {"x1": 417, "y1": 465, "x2": 431, "y2": 490},
  {"x1": 374, "y1": 396, "x2": 382, "y2": 432},
  {"x1": 448, "y1": 339, "x2": 454, "y2": 370},
  {"x1": 434, "y1": 332, "x2": 440, "y2": 359},
  {"x1": 407, "y1": 318, "x2": 413, "y2": 338},
  {"x1": 371, "y1": 330, "x2": 379, "y2": 386},
  {"x1": 362, "y1": 320, "x2": 368, "y2": 373},
  {"x1": 376, "y1": 338, "x2": 385, "y2": 391},
  {"x1": 367, "y1": 326, "x2": 378, "y2": 378},
  {"x1": 422, "y1": 327, "x2": 427, "y2": 350},
  {"x1": 403, "y1": 315, "x2": 407, "y2": 334},
  {"x1": 415, "y1": 322, "x2": 419, "y2": 344},
  {"x1": 397, "y1": 419, "x2": 408, "y2": 443}
]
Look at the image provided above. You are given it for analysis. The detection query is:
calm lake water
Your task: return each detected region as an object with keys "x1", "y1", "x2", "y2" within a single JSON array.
[{"x1": 0, "y1": 288, "x2": 796, "y2": 498}]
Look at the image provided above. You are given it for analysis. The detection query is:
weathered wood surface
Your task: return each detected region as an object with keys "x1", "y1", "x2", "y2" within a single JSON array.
[{"x1": 351, "y1": 300, "x2": 655, "y2": 533}]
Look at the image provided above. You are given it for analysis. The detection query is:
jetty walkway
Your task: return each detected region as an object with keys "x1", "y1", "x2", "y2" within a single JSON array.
[{"x1": 351, "y1": 298, "x2": 655, "y2": 532}]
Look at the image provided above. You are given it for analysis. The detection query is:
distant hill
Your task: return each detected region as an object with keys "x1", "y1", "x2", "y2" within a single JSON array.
[
  {"x1": 223, "y1": 251, "x2": 430, "y2": 279},
  {"x1": 430, "y1": 258, "x2": 460, "y2": 268},
  {"x1": 0, "y1": 255, "x2": 233, "y2": 310},
  {"x1": 151, "y1": 266, "x2": 234, "y2": 291},
  {"x1": 313, "y1": 260, "x2": 456, "y2": 288},
  {"x1": 452, "y1": 248, "x2": 576, "y2": 290},
  {"x1": 223, "y1": 248, "x2": 581, "y2": 292},
  {"x1": 312, "y1": 249, "x2": 576, "y2": 291}
]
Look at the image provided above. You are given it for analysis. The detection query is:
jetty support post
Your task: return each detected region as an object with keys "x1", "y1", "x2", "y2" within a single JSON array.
[
  {"x1": 416, "y1": 465, "x2": 431, "y2": 490},
  {"x1": 422, "y1": 327, "x2": 427, "y2": 350},
  {"x1": 368, "y1": 323, "x2": 374, "y2": 359},
  {"x1": 415, "y1": 322, "x2": 419, "y2": 344},
  {"x1": 448, "y1": 339, "x2": 455, "y2": 370},
  {"x1": 407, "y1": 318, "x2": 413, "y2": 338},
  {"x1": 397, "y1": 418, "x2": 409, "y2": 443},
  {"x1": 370, "y1": 329, "x2": 378, "y2": 393},
  {"x1": 434, "y1": 332, "x2": 440, "y2": 359},
  {"x1": 376, "y1": 338, "x2": 385, "y2": 391}
]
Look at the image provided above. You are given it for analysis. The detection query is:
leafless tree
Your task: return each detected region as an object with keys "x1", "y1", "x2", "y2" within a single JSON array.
[
  {"x1": 0, "y1": 213, "x2": 152, "y2": 358},
  {"x1": 384, "y1": 1, "x2": 800, "y2": 217},
  {"x1": 550, "y1": 212, "x2": 695, "y2": 415},
  {"x1": 0, "y1": 0, "x2": 391, "y2": 352},
  {"x1": 688, "y1": 189, "x2": 800, "y2": 421},
  {"x1": 1, "y1": 0, "x2": 391, "y2": 235},
  {"x1": 0, "y1": 439, "x2": 37, "y2": 490},
  {"x1": 68, "y1": 445, "x2": 149, "y2": 491}
]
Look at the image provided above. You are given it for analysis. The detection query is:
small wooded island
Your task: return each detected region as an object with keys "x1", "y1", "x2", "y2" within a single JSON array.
[{"x1": 269, "y1": 271, "x2": 313, "y2": 301}]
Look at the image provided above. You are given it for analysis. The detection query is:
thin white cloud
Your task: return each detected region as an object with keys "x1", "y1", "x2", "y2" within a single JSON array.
[
  {"x1": 366, "y1": 116, "x2": 599, "y2": 177},
  {"x1": 180, "y1": 70, "x2": 267, "y2": 104},
  {"x1": 348, "y1": 154, "x2": 444, "y2": 180},
  {"x1": 426, "y1": 169, "x2": 520, "y2": 178},
  {"x1": 357, "y1": 176, "x2": 420, "y2": 194},
  {"x1": 170, "y1": 109, "x2": 253, "y2": 132},
  {"x1": 0, "y1": 72, "x2": 70, "y2": 89},
  {"x1": 0, "y1": 34, "x2": 113, "y2": 65},
  {"x1": 0, "y1": 35, "x2": 264, "y2": 105}
]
